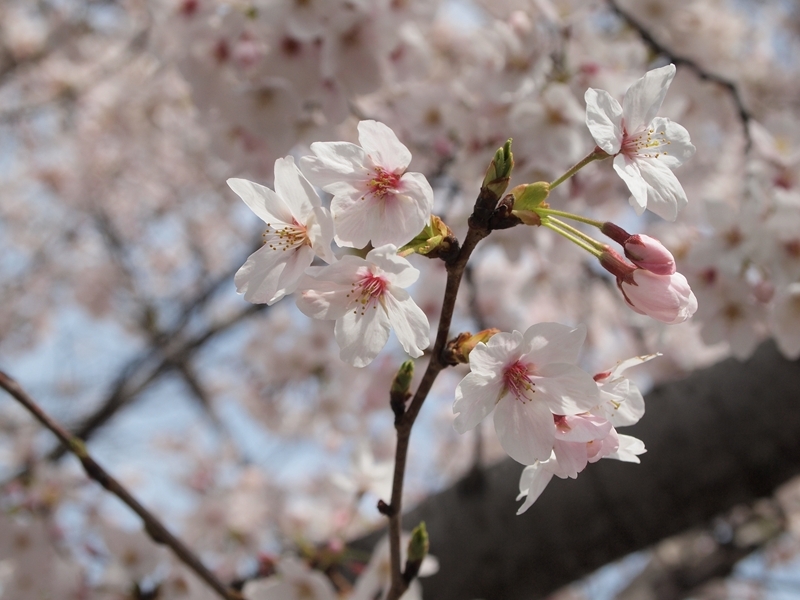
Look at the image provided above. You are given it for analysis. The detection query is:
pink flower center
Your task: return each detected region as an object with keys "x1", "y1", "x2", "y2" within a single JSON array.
[
  {"x1": 620, "y1": 126, "x2": 671, "y2": 159},
  {"x1": 553, "y1": 414, "x2": 570, "y2": 433},
  {"x1": 367, "y1": 167, "x2": 401, "y2": 200},
  {"x1": 263, "y1": 218, "x2": 309, "y2": 252},
  {"x1": 347, "y1": 272, "x2": 388, "y2": 315},
  {"x1": 503, "y1": 360, "x2": 536, "y2": 402}
]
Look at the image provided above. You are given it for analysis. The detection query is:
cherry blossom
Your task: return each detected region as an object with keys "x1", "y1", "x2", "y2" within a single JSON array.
[
  {"x1": 296, "y1": 245, "x2": 430, "y2": 367},
  {"x1": 300, "y1": 120, "x2": 434, "y2": 249},
  {"x1": 453, "y1": 323, "x2": 600, "y2": 465},
  {"x1": 229, "y1": 157, "x2": 335, "y2": 305},
  {"x1": 592, "y1": 354, "x2": 656, "y2": 427},
  {"x1": 514, "y1": 354, "x2": 654, "y2": 514},
  {"x1": 585, "y1": 64, "x2": 696, "y2": 221}
]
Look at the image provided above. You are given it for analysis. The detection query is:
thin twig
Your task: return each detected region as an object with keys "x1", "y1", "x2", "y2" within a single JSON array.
[
  {"x1": 384, "y1": 185, "x2": 508, "y2": 599},
  {"x1": 607, "y1": 0, "x2": 753, "y2": 150},
  {"x1": 0, "y1": 370, "x2": 244, "y2": 600}
]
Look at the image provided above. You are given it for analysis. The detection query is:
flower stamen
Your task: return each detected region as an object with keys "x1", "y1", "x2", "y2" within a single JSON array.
[
  {"x1": 366, "y1": 167, "x2": 401, "y2": 200},
  {"x1": 347, "y1": 272, "x2": 388, "y2": 315},
  {"x1": 503, "y1": 360, "x2": 536, "y2": 403},
  {"x1": 263, "y1": 219, "x2": 309, "y2": 252}
]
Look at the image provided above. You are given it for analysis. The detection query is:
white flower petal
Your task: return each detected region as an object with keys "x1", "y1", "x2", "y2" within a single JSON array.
[
  {"x1": 622, "y1": 64, "x2": 675, "y2": 134},
  {"x1": 522, "y1": 323, "x2": 586, "y2": 365},
  {"x1": 494, "y1": 396, "x2": 555, "y2": 464},
  {"x1": 613, "y1": 154, "x2": 649, "y2": 216},
  {"x1": 274, "y1": 244, "x2": 316, "y2": 298},
  {"x1": 358, "y1": 120, "x2": 412, "y2": 173},
  {"x1": 366, "y1": 245, "x2": 420, "y2": 288},
  {"x1": 295, "y1": 277, "x2": 352, "y2": 320},
  {"x1": 335, "y1": 302, "x2": 392, "y2": 367},
  {"x1": 584, "y1": 88, "x2": 623, "y2": 154},
  {"x1": 301, "y1": 141, "x2": 370, "y2": 188},
  {"x1": 307, "y1": 206, "x2": 337, "y2": 264},
  {"x1": 234, "y1": 244, "x2": 289, "y2": 305},
  {"x1": 555, "y1": 414, "x2": 611, "y2": 443},
  {"x1": 453, "y1": 373, "x2": 504, "y2": 434},
  {"x1": 383, "y1": 288, "x2": 430, "y2": 358},
  {"x1": 227, "y1": 177, "x2": 294, "y2": 225},
  {"x1": 332, "y1": 193, "x2": 374, "y2": 248},
  {"x1": 368, "y1": 191, "x2": 430, "y2": 248},
  {"x1": 552, "y1": 440, "x2": 588, "y2": 478},
  {"x1": 637, "y1": 158, "x2": 689, "y2": 221},
  {"x1": 648, "y1": 117, "x2": 696, "y2": 168},
  {"x1": 597, "y1": 379, "x2": 645, "y2": 427},
  {"x1": 273, "y1": 156, "x2": 319, "y2": 222},
  {"x1": 516, "y1": 462, "x2": 554, "y2": 514},
  {"x1": 399, "y1": 171, "x2": 435, "y2": 215},
  {"x1": 535, "y1": 363, "x2": 600, "y2": 414},
  {"x1": 606, "y1": 354, "x2": 660, "y2": 379},
  {"x1": 468, "y1": 340, "x2": 513, "y2": 377},
  {"x1": 606, "y1": 434, "x2": 646, "y2": 463}
]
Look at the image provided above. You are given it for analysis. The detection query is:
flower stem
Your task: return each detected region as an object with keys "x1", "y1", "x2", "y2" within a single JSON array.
[
  {"x1": 535, "y1": 208, "x2": 604, "y2": 229},
  {"x1": 547, "y1": 217, "x2": 606, "y2": 250},
  {"x1": 549, "y1": 147, "x2": 609, "y2": 190},
  {"x1": 542, "y1": 220, "x2": 603, "y2": 257}
]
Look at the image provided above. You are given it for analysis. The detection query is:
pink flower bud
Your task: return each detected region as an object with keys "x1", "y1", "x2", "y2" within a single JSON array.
[
  {"x1": 623, "y1": 235, "x2": 676, "y2": 275},
  {"x1": 618, "y1": 270, "x2": 698, "y2": 324}
]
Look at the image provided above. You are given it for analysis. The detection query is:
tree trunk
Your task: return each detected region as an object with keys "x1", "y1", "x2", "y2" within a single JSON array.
[{"x1": 356, "y1": 342, "x2": 800, "y2": 599}]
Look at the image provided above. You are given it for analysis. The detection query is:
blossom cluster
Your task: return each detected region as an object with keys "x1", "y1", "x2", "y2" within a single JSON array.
[
  {"x1": 229, "y1": 120, "x2": 434, "y2": 368},
  {"x1": 452, "y1": 323, "x2": 650, "y2": 513}
]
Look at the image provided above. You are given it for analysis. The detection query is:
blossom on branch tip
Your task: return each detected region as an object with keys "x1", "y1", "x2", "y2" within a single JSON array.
[
  {"x1": 300, "y1": 120, "x2": 434, "y2": 249},
  {"x1": 453, "y1": 323, "x2": 599, "y2": 465},
  {"x1": 229, "y1": 157, "x2": 335, "y2": 305},
  {"x1": 295, "y1": 245, "x2": 430, "y2": 367},
  {"x1": 585, "y1": 64, "x2": 696, "y2": 221}
]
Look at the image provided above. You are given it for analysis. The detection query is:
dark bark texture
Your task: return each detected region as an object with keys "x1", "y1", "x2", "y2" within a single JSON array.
[{"x1": 356, "y1": 342, "x2": 800, "y2": 599}]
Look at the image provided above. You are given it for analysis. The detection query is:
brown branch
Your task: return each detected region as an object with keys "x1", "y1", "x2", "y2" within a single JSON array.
[
  {"x1": 384, "y1": 185, "x2": 505, "y2": 599},
  {"x1": 0, "y1": 370, "x2": 244, "y2": 600},
  {"x1": 607, "y1": 0, "x2": 753, "y2": 150}
]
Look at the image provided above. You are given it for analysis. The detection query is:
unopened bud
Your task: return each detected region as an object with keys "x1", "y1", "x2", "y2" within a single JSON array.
[
  {"x1": 623, "y1": 234, "x2": 676, "y2": 275},
  {"x1": 407, "y1": 522, "x2": 429, "y2": 564},
  {"x1": 391, "y1": 360, "x2": 414, "y2": 397},
  {"x1": 482, "y1": 139, "x2": 514, "y2": 198},
  {"x1": 446, "y1": 329, "x2": 500, "y2": 364}
]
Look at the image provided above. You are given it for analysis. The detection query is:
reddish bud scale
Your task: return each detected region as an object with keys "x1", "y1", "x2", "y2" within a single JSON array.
[
  {"x1": 600, "y1": 222, "x2": 630, "y2": 245},
  {"x1": 599, "y1": 248, "x2": 637, "y2": 282}
]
